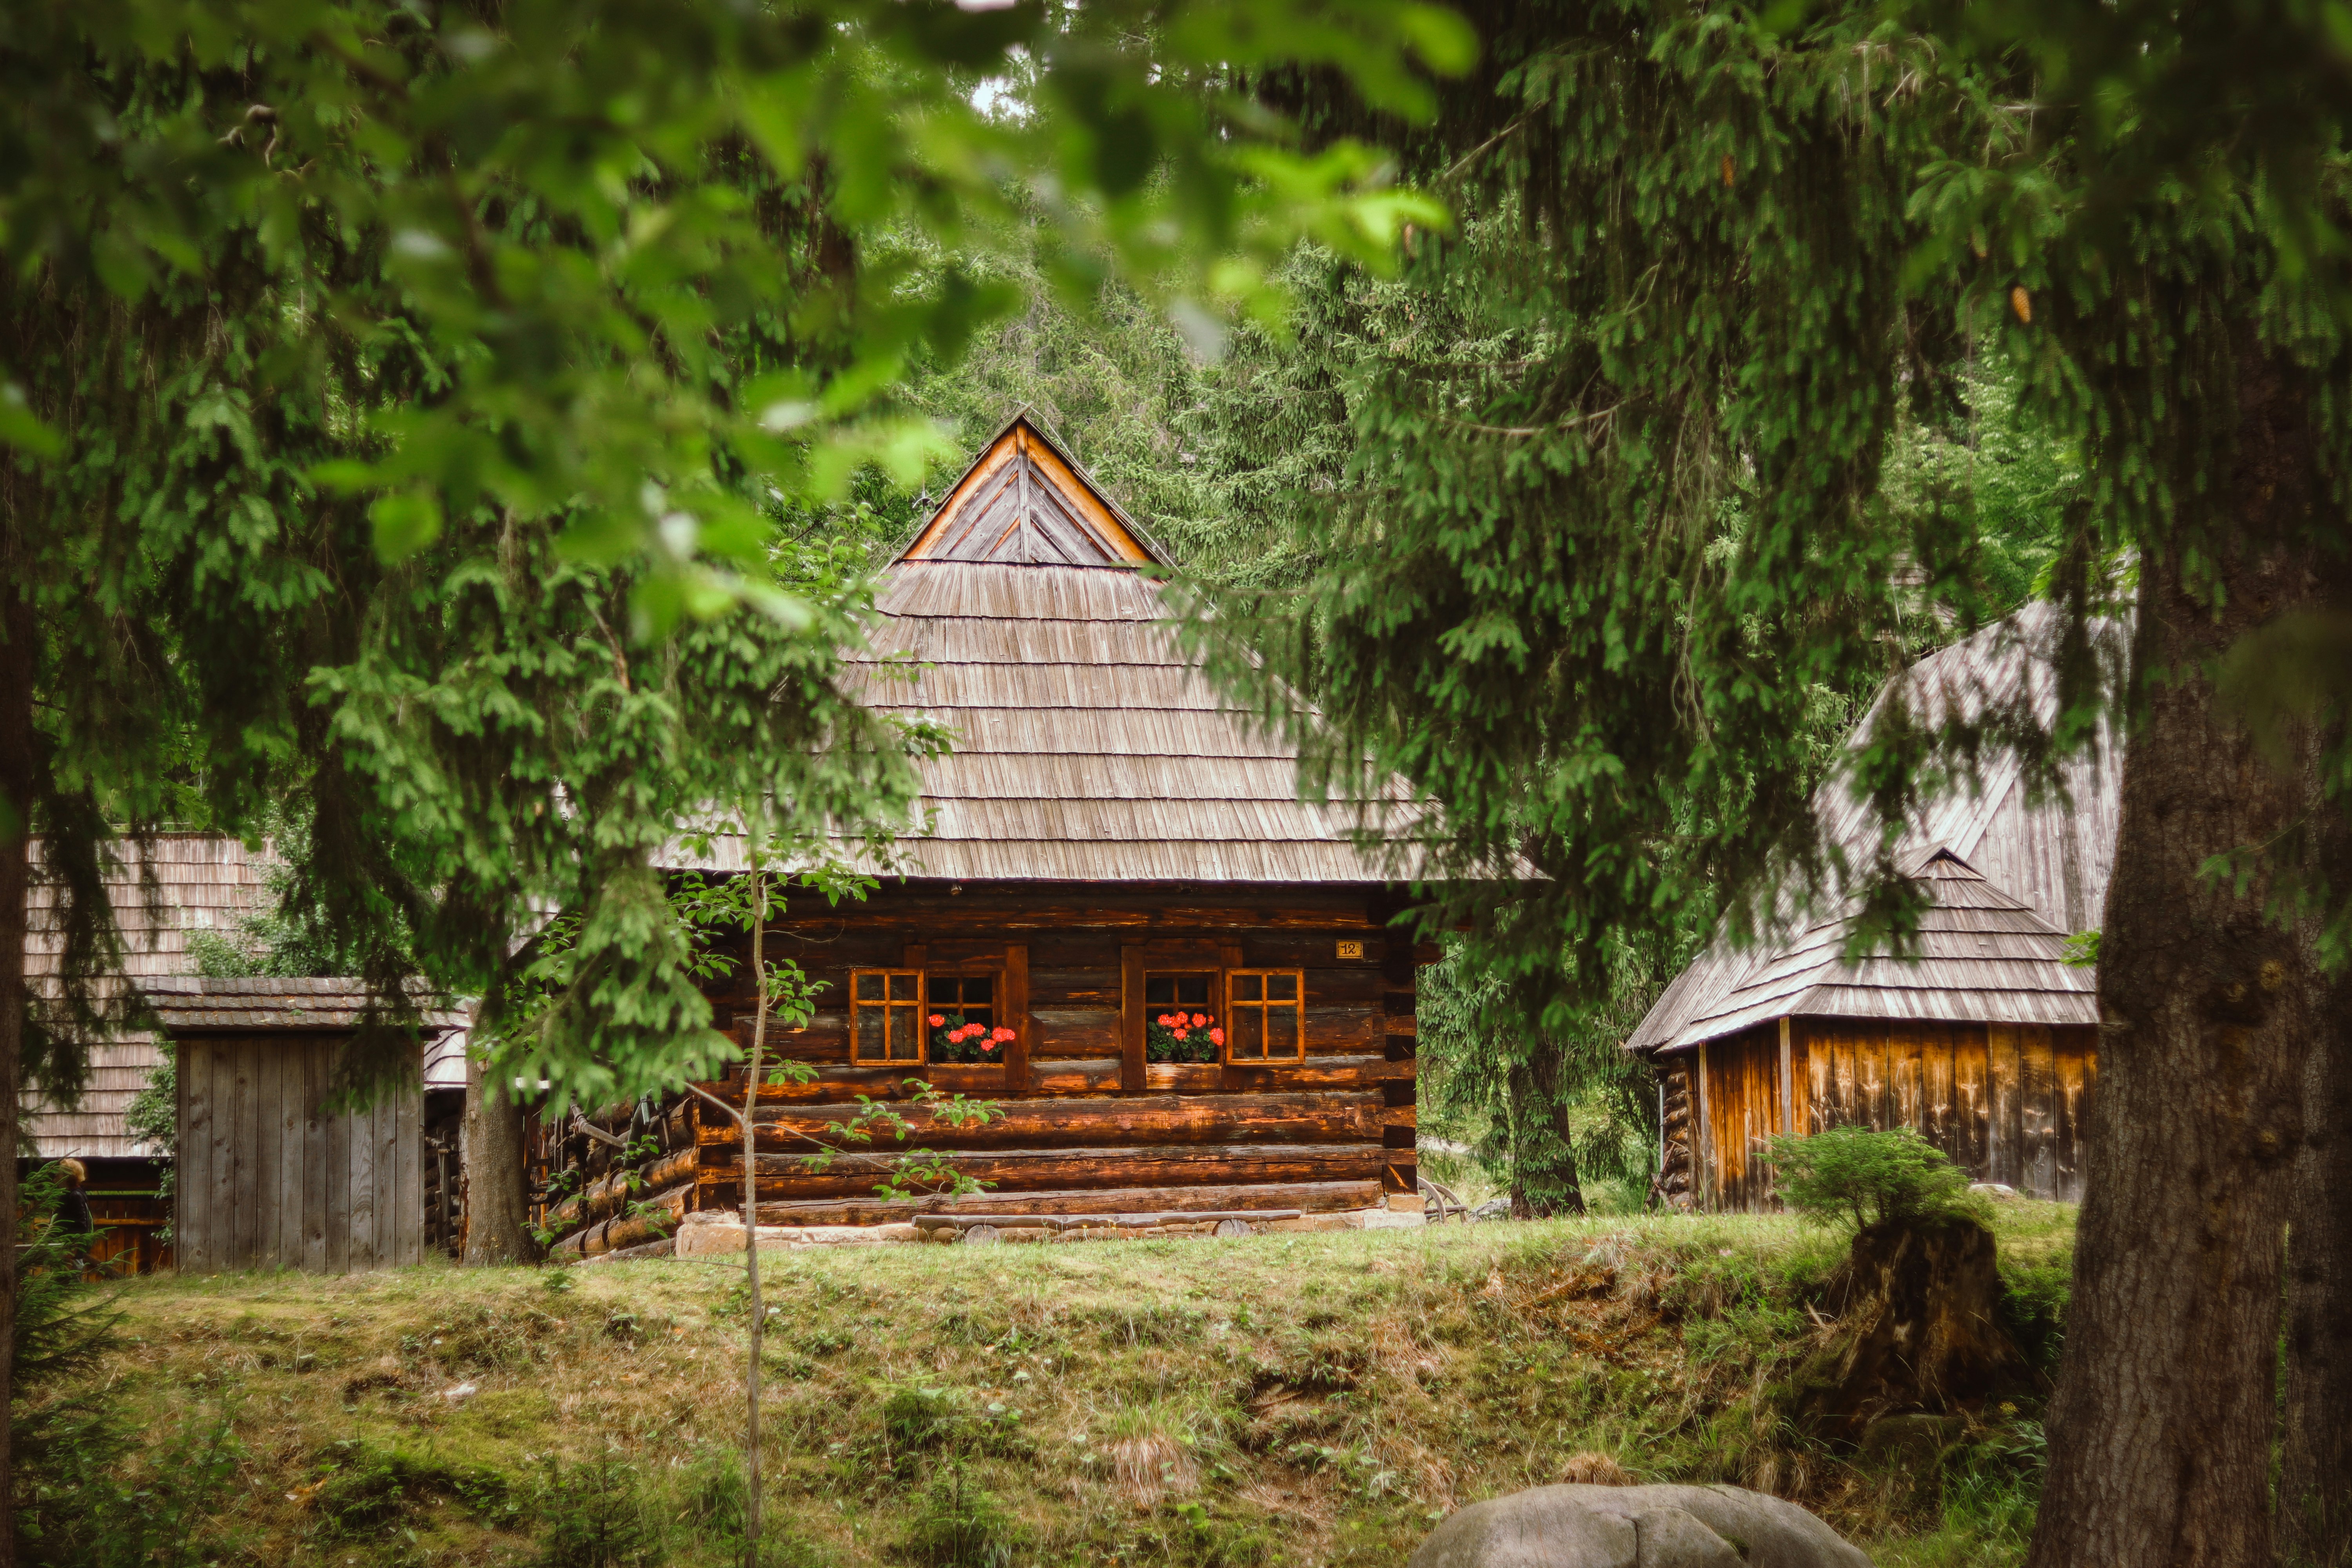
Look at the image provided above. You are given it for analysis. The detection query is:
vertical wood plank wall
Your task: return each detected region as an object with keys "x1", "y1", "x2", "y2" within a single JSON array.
[
  {"x1": 176, "y1": 1035, "x2": 424, "y2": 1273},
  {"x1": 1693, "y1": 1018, "x2": 2098, "y2": 1208}
]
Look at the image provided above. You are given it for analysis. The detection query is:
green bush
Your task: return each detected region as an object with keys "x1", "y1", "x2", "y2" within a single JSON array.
[
  {"x1": 901, "y1": 1461, "x2": 1018, "y2": 1568},
  {"x1": 1760, "y1": 1127, "x2": 1991, "y2": 1231},
  {"x1": 534, "y1": 1454, "x2": 655, "y2": 1568}
]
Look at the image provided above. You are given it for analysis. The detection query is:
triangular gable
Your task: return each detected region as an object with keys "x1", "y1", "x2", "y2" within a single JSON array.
[{"x1": 898, "y1": 412, "x2": 1169, "y2": 569}]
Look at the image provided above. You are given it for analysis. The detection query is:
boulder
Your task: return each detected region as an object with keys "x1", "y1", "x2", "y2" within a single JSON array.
[{"x1": 1410, "y1": 1483, "x2": 1873, "y2": 1568}]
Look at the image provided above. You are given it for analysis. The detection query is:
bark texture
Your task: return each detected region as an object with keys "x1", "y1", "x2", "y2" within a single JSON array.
[
  {"x1": 2283, "y1": 973, "x2": 2352, "y2": 1568},
  {"x1": 2028, "y1": 347, "x2": 2325, "y2": 1568},
  {"x1": 461, "y1": 1027, "x2": 534, "y2": 1265},
  {"x1": 1508, "y1": 1043, "x2": 1586, "y2": 1218}
]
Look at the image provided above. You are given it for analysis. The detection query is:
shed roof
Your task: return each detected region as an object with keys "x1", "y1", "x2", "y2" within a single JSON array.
[
  {"x1": 1628, "y1": 603, "x2": 2123, "y2": 1056},
  {"x1": 21, "y1": 834, "x2": 272, "y2": 1160},
  {"x1": 1659, "y1": 846, "x2": 2098, "y2": 1052},
  {"x1": 823, "y1": 414, "x2": 1427, "y2": 883},
  {"x1": 140, "y1": 976, "x2": 466, "y2": 1036}
]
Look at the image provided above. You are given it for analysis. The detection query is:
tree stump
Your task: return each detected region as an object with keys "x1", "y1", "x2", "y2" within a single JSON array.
[{"x1": 1788, "y1": 1218, "x2": 2033, "y2": 1446}]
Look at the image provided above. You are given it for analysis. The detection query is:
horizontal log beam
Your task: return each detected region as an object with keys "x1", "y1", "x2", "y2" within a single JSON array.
[
  {"x1": 548, "y1": 1179, "x2": 693, "y2": 1259},
  {"x1": 690, "y1": 1054, "x2": 1417, "y2": 1106},
  {"x1": 700, "y1": 1091, "x2": 1387, "y2": 1151},
  {"x1": 744, "y1": 1179, "x2": 1383, "y2": 1226},
  {"x1": 913, "y1": 1210, "x2": 1301, "y2": 1231},
  {"x1": 694, "y1": 1142, "x2": 1385, "y2": 1200}
]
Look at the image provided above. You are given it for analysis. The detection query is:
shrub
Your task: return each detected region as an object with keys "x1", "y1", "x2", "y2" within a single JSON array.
[
  {"x1": 1760, "y1": 1127, "x2": 1991, "y2": 1231},
  {"x1": 901, "y1": 1461, "x2": 1018, "y2": 1568},
  {"x1": 534, "y1": 1454, "x2": 656, "y2": 1568}
]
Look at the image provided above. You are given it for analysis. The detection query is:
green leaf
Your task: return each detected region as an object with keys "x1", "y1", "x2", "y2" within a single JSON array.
[
  {"x1": 0, "y1": 384, "x2": 60, "y2": 459},
  {"x1": 369, "y1": 492, "x2": 444, "y2": 562}
]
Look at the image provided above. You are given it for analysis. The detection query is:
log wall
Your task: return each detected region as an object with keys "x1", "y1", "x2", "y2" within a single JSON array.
[
  {"x1": 542, "y1": 882, "x2": 1430, "y2": 1252},
  {"x1": 1687, "y1": 1017, "x2": 2099, "y2": 1209},
  {"x1": 176, "y1": 1034, "x2": 423, "y2": 1273}
]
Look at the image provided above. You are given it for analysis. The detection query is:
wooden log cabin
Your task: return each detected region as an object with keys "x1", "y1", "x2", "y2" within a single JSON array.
[
  {"x1": 1628, "y1": 606, "x2": 2122, "y2": 1208},
  {"x1": 542, "y1": 416, "x2": 1434, "y2": 1256}
]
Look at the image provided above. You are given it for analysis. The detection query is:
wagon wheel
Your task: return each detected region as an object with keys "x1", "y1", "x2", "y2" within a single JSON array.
[{"x1": 1419, "y1": 1175, "x2": 1471, "y2": 1225}]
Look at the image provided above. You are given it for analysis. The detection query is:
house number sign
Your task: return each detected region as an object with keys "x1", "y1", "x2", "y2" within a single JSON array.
[{"x1": 1336, "y1": 940, "x2": 1364, "y2": 959}]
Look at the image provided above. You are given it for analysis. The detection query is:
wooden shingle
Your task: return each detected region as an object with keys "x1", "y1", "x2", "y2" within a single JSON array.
[
  {"x1": 826, "y1": 416, "x2": 1427, "y2": 883},
  {"x1": 1628, "y1": 604, "x2": 2124, "y2": 1056}
]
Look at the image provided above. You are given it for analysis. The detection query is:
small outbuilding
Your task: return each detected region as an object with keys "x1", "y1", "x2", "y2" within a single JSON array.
[
  {"x1": 147, "y1": 976, "x2": 462, "y2": 1273},
  {"x1": 1628, "y1": 606, "x2": 2121, "y2": 1208}
]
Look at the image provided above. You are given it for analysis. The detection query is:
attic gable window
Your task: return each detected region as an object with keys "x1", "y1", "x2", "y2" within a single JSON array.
[
  {"x1": 1225, "y1": 971, "x2": 1305, "y2": 1063},
  {"x1": 849, "y1": 969, "x2": 926, "y2": 1065}
]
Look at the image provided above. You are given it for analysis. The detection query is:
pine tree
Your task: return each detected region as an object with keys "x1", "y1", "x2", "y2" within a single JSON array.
[
  {"x1": 1208, "y1": 4, "x2": 2352, "y2": 1559},
  {"x1": 0, "y1": 3, "x2": 1470, "y2": 1554}
]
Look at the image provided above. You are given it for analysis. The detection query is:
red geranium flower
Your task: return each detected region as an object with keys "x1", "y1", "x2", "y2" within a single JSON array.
[
  {"x1": 981, "y1": 1039, "x2": 998, "y2": 1051},
  {"x1": 1190, "y1": 1013, "x2": 1208, "y2": 1028},
  {"x1": 1209, "y1": 1028, "x2": 1225, "y2": 1046},
  {"x1": 929, "y1": 1014, "x2": 946, "y2": 1028},
  {"x1": 1173, "y1": 1028, "x2": 1189, "y2": 1041}
]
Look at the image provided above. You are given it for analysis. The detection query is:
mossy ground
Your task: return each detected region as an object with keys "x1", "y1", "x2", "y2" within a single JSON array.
[{"x1": 33, "y1": 1206, "x2": 2073, "y2": 1567}]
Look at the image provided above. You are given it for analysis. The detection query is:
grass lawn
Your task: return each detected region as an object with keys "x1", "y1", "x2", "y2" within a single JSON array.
[{"x1": 26, "y1": 1206, "x2": 2073, "y2": 1567}]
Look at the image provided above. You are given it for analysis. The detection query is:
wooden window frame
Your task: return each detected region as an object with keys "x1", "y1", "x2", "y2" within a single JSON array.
[
  {"x1": 1141, "y1": 968, "x2": 1221, "y2": 1066},
  {"x1": 851, "y1": 944, "x2": 1030, "y2": 1086},
  {"x1": 1223, "y1": 969, "x2": 1307, "y2": 1065},
  {"x1": 1120, "y1": 940, "x2": 1239, "y2": 1092},
  {"x1": 848, "y1": 968, "x2": 929, "y2": 1066},
  {"x1": 922, "y1": 967, "x2": 1009, "y2": 1066}
]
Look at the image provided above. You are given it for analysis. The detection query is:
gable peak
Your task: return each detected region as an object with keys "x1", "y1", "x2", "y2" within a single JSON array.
[{"x1": 897, "y1": 412, "x2": 1169, "y2": 570}]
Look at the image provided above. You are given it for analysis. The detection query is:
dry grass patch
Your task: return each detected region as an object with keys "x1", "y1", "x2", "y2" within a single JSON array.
[{"x1": 28, "y1": 1209, "x2": 2073, "y2": 1567}]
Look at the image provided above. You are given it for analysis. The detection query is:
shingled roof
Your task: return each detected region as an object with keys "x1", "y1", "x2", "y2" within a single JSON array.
[
  {"x1": 830, "y1": 413, "x2": 1422, "y2": 882},
  {"x1": 1628, "y1": 604, "x2": 2123, "y2": 1056},
  {"x1": 21, "y1": 835, "x2": 271, "y2": 1160},
  {"x1": 140, "y1": 976, "x2": 466, "y2": 1036},
  {"x1": 1655, "y1": 846, "x2": 2098, "y2": 1052}
]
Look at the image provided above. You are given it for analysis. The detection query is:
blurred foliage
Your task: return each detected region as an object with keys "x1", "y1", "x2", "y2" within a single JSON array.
[{"x1": 0, "y1": 0, "x2": 1470, "y2": 1113}]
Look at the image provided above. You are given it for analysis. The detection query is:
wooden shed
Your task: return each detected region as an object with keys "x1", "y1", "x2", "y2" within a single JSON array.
[
  {"x1": 539, "y1": 415, "x2": 1436, "y2": 1256},
  {"x1": 1628, "y1": 607, "x2": 2122, "y2": 1208},
  {"x1": 148, "y1": 977, "x2": 461, "y2": 1273}
]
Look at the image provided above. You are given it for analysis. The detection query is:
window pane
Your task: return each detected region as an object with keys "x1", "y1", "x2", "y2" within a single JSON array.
[
  {"x1": 1268, "y1": 1007, "x2": 1299, "y2": 1058},
  {"x1": 1231, "y1": 1007, "x2": 1265, "y2": 1060},
  {"x1": 887, "y1": 1007, "x2": 922, "y2": 1061},
  {"x1": 1230, "y1": 973, "x2": 1263, "y2": 1002},
  {"x1": 890, "y1": 971, "x2": 922, "y2": 1003},
  {"x1": 928, "y1": 975, "x2": 958, "y2": 1007},
  {"x1": 855, "y1": 1006, "x2": 887, "y2": 1058},
  {"x1": 964, "y1": 976, "x2": 993, "y2": 1005},
  {"x1": 1268, "y1": 973, "x2": 1299, "y2": 1002},
  {"x1": 855, "y1": 971, "x2": 886, "y2": 1002},
  {"x1": 1176, "y1": 975, "x2": 1210, "y2": 1007},
  {"x1": 1145, "y1": 976, "x2": 1176, "y2": 1006}
]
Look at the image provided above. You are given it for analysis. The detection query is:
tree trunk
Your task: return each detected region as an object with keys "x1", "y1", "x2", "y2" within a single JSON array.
[
  {"x1": 2282, "y1": 967, "x2": 2352, "y2": 1568},
  {"x1": 461, "y1": 1008, "x2": 534, "y2": 1265},
  {"x1": 0, "y1": 577, "x2": 34, "y2": 1568},
  {"x1": 2027, "y1": 346, "x2": 2326, "y2": 1568},
  {"x1": 1507, "y1": 1041, "x2": 1584, "y2": 1218}
]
